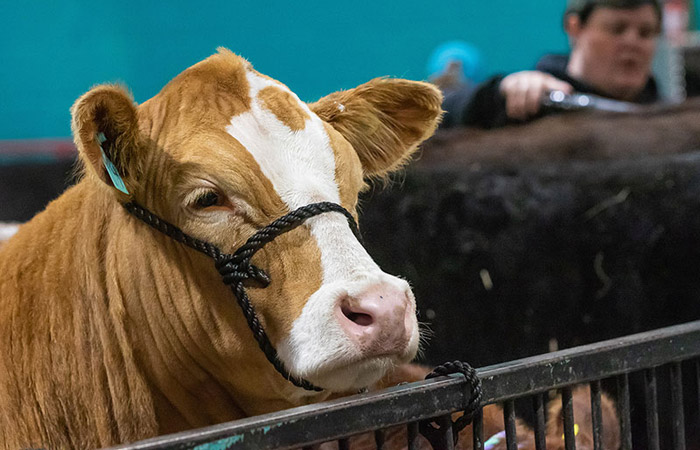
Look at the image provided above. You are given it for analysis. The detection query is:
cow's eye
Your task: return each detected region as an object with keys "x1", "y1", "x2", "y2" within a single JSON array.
[{"x1": 194, "y1": 190, "x2": 221, "y2": 208}]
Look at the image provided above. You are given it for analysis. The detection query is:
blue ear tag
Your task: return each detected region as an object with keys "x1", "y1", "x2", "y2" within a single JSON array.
[{"x1": 97, "y1": 132, "x2": 130, "y2": 194}]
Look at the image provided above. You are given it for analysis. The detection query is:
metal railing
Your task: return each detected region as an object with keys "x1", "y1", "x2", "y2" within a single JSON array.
[{"x1": 111, "y1": 320, "x2": 700, "y2": 450}]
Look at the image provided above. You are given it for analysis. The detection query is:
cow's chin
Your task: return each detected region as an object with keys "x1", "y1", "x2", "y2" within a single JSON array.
[
  {"x1": 286, "y1": 336, "x2": 420, "y2": 394},
  {"x1": 304, "y1": 357, "x2": 397, "y2": 393},
  {"x1": 277, "y1": 327, "x2": 420, "y2": 393}
]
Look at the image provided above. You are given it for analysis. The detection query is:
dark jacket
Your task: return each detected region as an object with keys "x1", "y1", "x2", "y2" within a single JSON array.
[{"x1": 445, "y1": 54, "x2": 660, "y2": 129}]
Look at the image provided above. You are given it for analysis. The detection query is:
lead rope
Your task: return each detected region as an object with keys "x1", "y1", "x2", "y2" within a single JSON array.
[
  {"x1": 420, "y1": 360, "x2": 483, "y2": 449},
  {"x1": 124, "y1": 201, "x2": 362, "y2": 392}
]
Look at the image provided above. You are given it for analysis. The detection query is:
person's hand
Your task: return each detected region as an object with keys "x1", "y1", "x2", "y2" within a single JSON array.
[{"x1": 499, "y1": 71, "x2": 574, "y2": 121}]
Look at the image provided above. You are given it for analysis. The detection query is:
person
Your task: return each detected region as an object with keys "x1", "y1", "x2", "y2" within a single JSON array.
[
  {"x1": 454, "y1": 0, "x2": 663, "y2": 129},
  {"x1": 426, "y1": 40, "x2": 485, "y2": 127}
]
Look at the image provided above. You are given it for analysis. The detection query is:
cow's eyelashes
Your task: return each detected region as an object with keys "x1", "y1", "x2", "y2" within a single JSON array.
[
  {"x1": 188, "y1": 189, "x2": 225, "y2": 209},
  {"x1": 196, "y1": 191, "x2": 221, "y2": 208}
]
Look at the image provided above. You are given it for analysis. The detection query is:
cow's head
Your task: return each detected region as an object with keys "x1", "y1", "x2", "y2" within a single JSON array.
[{"x1": 70, "y1": 49, "x2": 441, "y2": 405}]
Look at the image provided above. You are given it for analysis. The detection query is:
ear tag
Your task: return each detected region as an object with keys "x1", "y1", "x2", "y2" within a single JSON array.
[{"x1": 97, "y1": 132, "x2": 130, "y2": 194}]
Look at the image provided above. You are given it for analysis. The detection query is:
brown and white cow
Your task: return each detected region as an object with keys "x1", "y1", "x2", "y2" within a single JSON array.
[
  {"x1": 0, "y1": 48, "x2": 442, "y2": 448},
  {"x1": 0, "y1": 48, "x2": 620, "y2": 450}
]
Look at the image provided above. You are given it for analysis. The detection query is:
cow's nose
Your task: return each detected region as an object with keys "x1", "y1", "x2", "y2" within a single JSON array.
[{"x1": 336, "y1": 283, "x2": 415, "y2": 356}]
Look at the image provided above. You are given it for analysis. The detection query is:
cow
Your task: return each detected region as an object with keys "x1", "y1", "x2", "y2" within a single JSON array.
[
  {"x1": 0, "y1": 48, "x2": 443, "y2": 448},
  {"x1": 0, "y1": 48, "x2": 620, "y2": 450}
]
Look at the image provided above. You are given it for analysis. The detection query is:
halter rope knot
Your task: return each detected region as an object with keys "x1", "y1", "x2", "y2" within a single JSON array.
[
  {"x1": 215, "y1": 255, "x2": 271, "y2": 287},
  {"x1": 123, "y1": 200, "x2": 362, "y2": 392}
]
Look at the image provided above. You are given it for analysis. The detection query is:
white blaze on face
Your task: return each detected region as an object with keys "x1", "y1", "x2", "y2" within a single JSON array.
[{"x1": 226, "y1": 71, "x2": 416, "y2": 391}]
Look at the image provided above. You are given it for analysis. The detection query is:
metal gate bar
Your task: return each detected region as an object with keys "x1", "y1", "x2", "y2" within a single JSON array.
[
  {"x1": 670, "y1": 362, "x2": 686, "y2": 450},
  {"x1": 645, "y1": 368, "x2": 660, "y2": 450},
  {"x1": 590, "y1": 380, "x2": 603, "y2": 450},
  {"x1": 561, "y1": 387, "x2": 576, "y2": 450},
  {"x1": 110, "y1": 320, "x2": 700, "y2": 450},
  {"x1": 503, "y1": 400, "x2": 516, "y2": 450},
  {"x1": 533, "y1": 394, "x2": 546, "y2": 450},
  {"x1": 618, "y1": 373, "x2": 632, "y2": 450}
]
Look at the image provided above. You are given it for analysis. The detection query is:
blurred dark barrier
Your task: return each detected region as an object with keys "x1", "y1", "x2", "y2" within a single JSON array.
[
  {"x1": 0, "y1": 139, "x2": 77, "y2": 222},
  {"x1": 358, "y1": 106, "x2": 700, "y2": 448},
  {"x1": 358, "y1": 102, "x2": 700, "y2": 367},
  {"x1": 360, "y1": 149, "x2": 700, "y2": 367}
]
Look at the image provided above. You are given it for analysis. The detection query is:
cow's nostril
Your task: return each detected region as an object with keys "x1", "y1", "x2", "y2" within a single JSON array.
[{"x1": 341, "y1": 303, "x2": 374, "y2": 326}]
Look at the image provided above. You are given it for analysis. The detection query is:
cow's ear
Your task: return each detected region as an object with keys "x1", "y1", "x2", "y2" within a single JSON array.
[
  {"x1": 71, "y1": 84, "x2": 141, "y2": 195},
  {"x1": 310, "y1": 78, "x2": 442, "y2": 178}
]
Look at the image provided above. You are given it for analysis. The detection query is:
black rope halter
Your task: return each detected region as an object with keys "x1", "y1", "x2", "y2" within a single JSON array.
[
  {"x1": 123, "y1": 200, "x2": 484, "y2": 449},
  {"x1": 419, "y1": 360, "x2": 483, "y2": 449},
  {"x1": 123, "y1": 200, "x2": 362, "y2": 392}
]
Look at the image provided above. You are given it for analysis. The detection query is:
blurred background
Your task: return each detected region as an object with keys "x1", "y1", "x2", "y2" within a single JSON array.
[
  {"x1": 3, "y1": 1, "x2": 699, "y2": 137},
  {"x1": 2, "y1": 0, "x2": 584, "y2": 140},
  {"x1": 0, "y1": 0, "x2": 581, "y2": 220},
  {"x1": 4, "y1": 0, "x2": 700, "y2": 220}
]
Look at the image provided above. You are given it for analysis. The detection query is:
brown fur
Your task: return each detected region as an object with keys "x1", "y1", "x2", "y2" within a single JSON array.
[
  {"x1": 0, "y1": 49, "x2": 442, "y2": 448},
  {"x1": 473, "y1": 385, "x2": 620, "y2": 450},
  {"x1": 543, "y1": 386, "x2": 620, "y2": 450},
  {"x1": 310, "y1": 78, "x2": 443, "y2": 179},
  {"x1": 258, "y1": 85, "x2": 310, "y2": 131}
]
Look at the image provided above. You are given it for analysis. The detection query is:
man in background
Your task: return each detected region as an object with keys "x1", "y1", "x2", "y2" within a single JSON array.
[{"x1": 455, "y1": 0, "x2": 662, "y2": 128}]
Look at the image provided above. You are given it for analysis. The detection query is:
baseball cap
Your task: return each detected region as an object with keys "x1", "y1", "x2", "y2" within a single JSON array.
[{"x1": 426, "y1": 40, "x2": 484, "y2": 82}]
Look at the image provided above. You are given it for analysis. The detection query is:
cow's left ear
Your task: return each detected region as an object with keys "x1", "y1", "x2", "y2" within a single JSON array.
[
  {"x1": 310, "y1": 78, "x2": 442, "y2": 178},
  {"x1": 71, "y1": 84, "x2": 141, "y2": 196}
]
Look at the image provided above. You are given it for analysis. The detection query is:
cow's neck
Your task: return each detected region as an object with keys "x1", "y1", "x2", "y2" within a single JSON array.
[
  {"x1": 0, "y1": 182, "x2": 160, "y2": 447},
  {"x1": 0, "y1": 178, "x2": 328, "y2": 442}
]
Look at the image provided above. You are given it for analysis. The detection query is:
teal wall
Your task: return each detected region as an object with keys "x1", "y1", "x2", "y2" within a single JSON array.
[{"x1": 2, "y1": 1, "x2": 571, "y2": 139}]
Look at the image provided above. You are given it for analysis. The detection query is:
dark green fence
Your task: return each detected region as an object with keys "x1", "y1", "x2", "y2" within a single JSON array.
[{"x1": 109, "y1": 321, "x2": 700, "y2": 450}]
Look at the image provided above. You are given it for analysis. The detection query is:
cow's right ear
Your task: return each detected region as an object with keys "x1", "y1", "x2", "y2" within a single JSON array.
[
  {"x1": 71, "y1": 84, "x2": 141, "y2": 196},
  {"x1": 310, "y1": 78, "x2": 443, "y2": 179}
]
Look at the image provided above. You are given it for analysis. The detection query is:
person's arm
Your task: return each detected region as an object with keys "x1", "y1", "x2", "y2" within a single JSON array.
[
  {"x1": 460, "y1": 75, "x2": 508, "y2": 128},
  {"x1": 461, "y1": 71, "x2": 574, "y2": 128}
]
